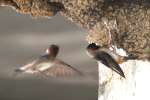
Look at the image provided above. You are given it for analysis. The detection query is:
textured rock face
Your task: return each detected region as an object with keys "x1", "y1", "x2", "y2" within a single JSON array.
[
  {"x1": 59, "y1": 0, "x2": 150, "y2": 60},
  {"x1": 0, "y1": 0, "x2": 63, "y2": 18},
  {"x1": 0, "y1": 0, "x2": 150, "y2": 60},
  {"x1": 60, "y1": 0, "x2": 104, "y2": 29}
]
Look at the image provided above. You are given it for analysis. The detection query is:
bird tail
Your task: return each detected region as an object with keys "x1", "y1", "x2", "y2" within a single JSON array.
[
  {"x1": 14, "y1": 68, "x2": 24, "y2": 73},
  {"x1": 11, "y1": 68, "x2": 25, "y2": 78},
  {"x1": 110, "y1": 65, "x2": 125, "y2": 78}
]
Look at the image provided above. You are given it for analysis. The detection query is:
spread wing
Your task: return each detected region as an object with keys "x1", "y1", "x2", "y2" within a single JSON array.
[
  {"x1": 95, "y1": 51, "x2": 125, "y2": 78},
  {"x1": 15, "y1": 55, "x2": 50, "y2": 73},
  {"x1": 41, "y1": 60, "x2": 82, "y2": 77},
  {"x1": 15, "y1": 56, "x2": 82, "y2": 78}
]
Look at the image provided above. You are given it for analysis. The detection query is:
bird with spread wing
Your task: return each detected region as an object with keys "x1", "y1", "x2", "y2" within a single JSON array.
[{"x1": 15, "y1": 44, "x2": 82, "y2": 77}]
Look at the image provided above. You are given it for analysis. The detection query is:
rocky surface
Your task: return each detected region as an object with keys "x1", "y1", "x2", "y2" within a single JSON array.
[{"x1": 0, "y1": 0, "x2": 150, "y2": 60}]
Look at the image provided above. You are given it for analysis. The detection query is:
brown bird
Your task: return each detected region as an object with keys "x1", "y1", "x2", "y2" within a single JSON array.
[
  {"x1": 86, "y1": 43, "x2": 126, "y2": 78},
  {"x1": 15, "y1": 44, "x2": 82, "y2": 77}
]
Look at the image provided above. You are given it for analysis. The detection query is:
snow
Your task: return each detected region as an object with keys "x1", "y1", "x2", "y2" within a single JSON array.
[{"x1": 98, "y1": 60, "x2": 150, "y2": 100}]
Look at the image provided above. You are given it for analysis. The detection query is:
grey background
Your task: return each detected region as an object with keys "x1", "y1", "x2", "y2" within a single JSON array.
[{"x1": 0, "y1": 7, "x2": 98, "y2": 100}]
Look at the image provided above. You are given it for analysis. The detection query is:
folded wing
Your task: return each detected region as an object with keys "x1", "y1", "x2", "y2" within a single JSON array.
[{"x1": 95, "y1": 51, "x2": 125, "y2": 78}]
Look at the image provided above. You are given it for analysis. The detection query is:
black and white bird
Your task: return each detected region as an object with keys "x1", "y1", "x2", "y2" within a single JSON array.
[
  {"x1": 15, "y1": 44, "x2": 82, "y2": 77},
  {"x1": 86, "y1": 43, "x2": 125, "y2": 78}
]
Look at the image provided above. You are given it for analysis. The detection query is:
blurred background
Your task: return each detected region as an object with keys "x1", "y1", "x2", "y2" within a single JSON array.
[{"x1": 0, "y1": 7, "x2": 98, "y2": 100}]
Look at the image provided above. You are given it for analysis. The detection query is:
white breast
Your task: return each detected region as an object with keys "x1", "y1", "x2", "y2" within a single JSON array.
[{"x1": 37, "y1": 63, "x2": 54, "y2": 71}]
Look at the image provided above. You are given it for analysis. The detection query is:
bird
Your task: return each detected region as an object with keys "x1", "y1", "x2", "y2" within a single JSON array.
[
  {"x1": 15, "y1": 44, "x2": 82, "y2": 77},
  {"x1": 86, "y1": 43, "x2": 125, "y2": 78}
]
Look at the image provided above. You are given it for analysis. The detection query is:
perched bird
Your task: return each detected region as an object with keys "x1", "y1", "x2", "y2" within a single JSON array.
[
  {"x1": 15, "y1": 44, "x2": 82, "y2": 77},
  {"x1": 86, "y1": 43, "x2": 125, "y2": 78}
]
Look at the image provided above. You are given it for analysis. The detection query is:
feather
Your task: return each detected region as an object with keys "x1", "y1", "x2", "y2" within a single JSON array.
[{"x1": 95, "y1": 51, "x2": 125, "y2": 78}]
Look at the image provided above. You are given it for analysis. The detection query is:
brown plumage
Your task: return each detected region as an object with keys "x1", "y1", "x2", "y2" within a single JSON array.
[
  {"x1": 15, "y1": 44, "x2": 82, "y2": 78},
  {"x1": 86, "y1": 43, "x2": 125, "y2": 78}
]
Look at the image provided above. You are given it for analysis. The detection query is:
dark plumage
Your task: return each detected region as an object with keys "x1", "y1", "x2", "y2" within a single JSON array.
[
  {"x1": 95, "y1": 51, "x2": 125, "y2": 78},
  {"x1": 86, "y1": 43, "x2": 125, "y2": 78},
  {"x1": 15, "y1": 44, "x2": 82, "y2": 77}
]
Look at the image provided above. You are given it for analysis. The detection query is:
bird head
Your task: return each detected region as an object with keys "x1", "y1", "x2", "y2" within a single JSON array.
[
  {"x1": 46, "y1": 44, "x2": 59, "y2": 58},
  {"x1": 86, "y1": 43, "x2": 100, "y2": 51},
  {"x1": 86, "y1": 43, "x2": 101, "y2": 57}
]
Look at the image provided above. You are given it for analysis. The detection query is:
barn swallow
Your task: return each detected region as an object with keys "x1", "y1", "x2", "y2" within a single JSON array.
[
  {"x1": 15, "y1": 44, "x2": 82, "y2": 77},
  {"x1": 86, "y1": 43, "x2": 125, "y2": 78}
]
